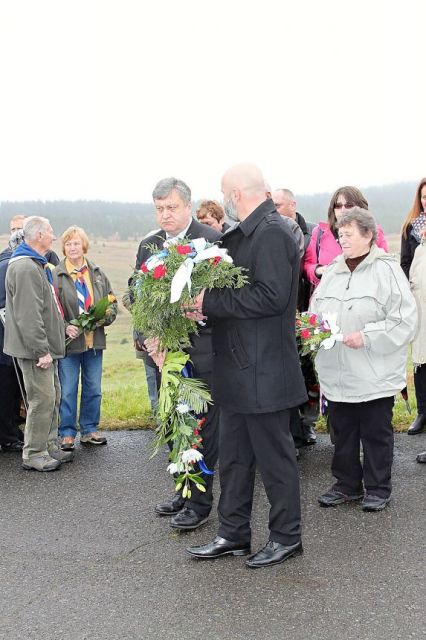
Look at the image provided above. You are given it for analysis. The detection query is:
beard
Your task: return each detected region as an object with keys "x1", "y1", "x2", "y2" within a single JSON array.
[{"x1": 224, "y1": 197, "x2": 239, "y2": 222}]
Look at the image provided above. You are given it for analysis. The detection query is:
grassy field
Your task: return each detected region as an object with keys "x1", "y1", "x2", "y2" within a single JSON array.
[{"x1": 0, "y1": 232, "x2": 415, "y2": 431}]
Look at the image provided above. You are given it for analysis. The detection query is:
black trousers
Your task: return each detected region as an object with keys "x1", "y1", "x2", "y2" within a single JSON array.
[
  {"x1": 328, "y1": 396, "x2": 394, "y2": 499},
  {"x1": 217, "y1": 407, "x2": 301, "y2": 546},
  {"x1": 0, "y1": 363, "x2": 23, "y2": 445},
  {"x1": 414, "y1": 364, "x2": 426, "y2": 414}
]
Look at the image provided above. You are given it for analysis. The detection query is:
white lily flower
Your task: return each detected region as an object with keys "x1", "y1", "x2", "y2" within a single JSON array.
[
  {"x1": 176, "y1": 402, "x2": 190, "y2": 414},
  {"x1": 181, "y1": 449, "x2": 204, "y2": 464},
  {"x1": 167, "y1": 462, "x2": 180, "y2": 475}
]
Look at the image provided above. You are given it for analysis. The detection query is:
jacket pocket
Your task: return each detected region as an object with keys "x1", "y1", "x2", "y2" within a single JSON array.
[{"x1": 228, "y1": 327, "x2": 251, "y2": 369}]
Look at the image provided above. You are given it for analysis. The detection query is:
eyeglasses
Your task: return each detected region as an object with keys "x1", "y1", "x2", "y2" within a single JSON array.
[{"x1": 334, "y1": 203, "x2": 354, "y2": 210}]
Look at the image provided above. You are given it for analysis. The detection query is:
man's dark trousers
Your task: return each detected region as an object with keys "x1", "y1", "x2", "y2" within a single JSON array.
[{"x1": 217, "y1": 406, "x2": 301, "y2": 546}]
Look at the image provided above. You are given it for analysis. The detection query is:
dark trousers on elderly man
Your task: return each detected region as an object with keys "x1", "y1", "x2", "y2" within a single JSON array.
[
  {"x1": 217, "y1": 407, "x2": 301, "y2": 546},
  {"x1": 328, "y1": 396, "x2": 394, "y2": 499}
]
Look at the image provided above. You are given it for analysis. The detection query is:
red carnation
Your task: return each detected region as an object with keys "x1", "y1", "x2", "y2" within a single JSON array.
[
  {"x1": 212, "y1": 256, "x2": 222, "y2": 266},
  {"x1": 308, "y1": 314, "x2": 318, "y2": 326},
  {"x1": 197, "y1": 417, "x2": 206, "y2": 427},
  {"x1": 176, "y1": 245, "x2": 192, "y2": 255},
  {"x1": 140, "y1": 262, "x2": 148, "y2": 273},
  {"x1": 153, "y1": 264, "x2": 166, "y2": 279},
  {"x1": 300, "y1": 329, "x2": 311, "y2": 339}
]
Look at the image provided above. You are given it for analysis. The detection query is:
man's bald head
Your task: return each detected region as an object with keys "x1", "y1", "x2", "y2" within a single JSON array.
[
  {"x1": 221, "y1": 163, "x2": 268, "y2": 222},
  {"x1": 222, "y1": 163, "x2": 266, "y2": 196}
]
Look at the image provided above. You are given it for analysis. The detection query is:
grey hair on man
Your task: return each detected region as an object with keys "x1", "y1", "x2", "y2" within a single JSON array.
[
  {"x1": 23, "y1": 216, "x2": 51, "y2": 241},
  {"x1": 275, "y1": 188, "x2": 295, "y2": 200},
  {"x1": 336, "y1": 206, "x2": 378, "y2": 245},
  {"x1": 152, "y1": 177, "x2": 191, "y2": 204},
  {"x1": 8, "y1": 229, "x2": 25, "y2": 251}
]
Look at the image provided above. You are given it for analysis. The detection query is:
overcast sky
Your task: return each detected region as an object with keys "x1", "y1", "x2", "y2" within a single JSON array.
[{"x1": 0, "y1": 0, "x2": 424, "y2": 203}]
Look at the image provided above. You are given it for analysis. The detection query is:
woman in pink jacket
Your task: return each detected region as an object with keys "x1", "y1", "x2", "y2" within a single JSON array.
[{"x1": 304, "y1": 186, "x2": 389, "y2": 288}]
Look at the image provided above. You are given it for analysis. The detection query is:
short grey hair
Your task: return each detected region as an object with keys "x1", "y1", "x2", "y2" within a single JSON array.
[
  {"x1": 276, "y1": 188, "x2": 295, "y2": 201},
  {"x1": 8, "y1": 229, "x2": 25, "y2": 250},
  {"x1": 152, "y1": 177, "x2": 191, "y2": 204},
  {"x1": 337, "y1": 206, "x2": 377, "y2": 245},
  {"x1": 23, "y1": 216, "x2": 51, "y2": 241}
]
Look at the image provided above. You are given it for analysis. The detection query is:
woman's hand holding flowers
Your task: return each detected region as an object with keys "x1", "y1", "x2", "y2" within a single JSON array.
[
  {"x1": 66, "y1": 325, "x2": 80, "y2": 339},
  {"x1": 343, "y1": 331, "x2": 364, "y2": 349}
]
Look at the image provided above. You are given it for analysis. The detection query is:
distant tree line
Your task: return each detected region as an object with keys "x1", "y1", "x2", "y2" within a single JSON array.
[{"x1": 0, "y1": 181, "x2": 417, "y2": 238}]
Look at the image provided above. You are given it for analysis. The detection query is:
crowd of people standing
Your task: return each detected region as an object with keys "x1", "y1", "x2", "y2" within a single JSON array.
[{"x1": 0, "y1": 168, "x2": 425, "y2": 569}]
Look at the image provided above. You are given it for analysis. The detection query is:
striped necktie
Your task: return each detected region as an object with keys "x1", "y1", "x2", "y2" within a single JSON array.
[{"x1": 73, "y1": 265, "x2": 92, "y2": 313}]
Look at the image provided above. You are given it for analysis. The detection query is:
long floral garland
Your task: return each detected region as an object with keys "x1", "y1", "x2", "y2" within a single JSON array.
[{"x1": 131, "y1": 236, "x2": 247, "y2": 494}]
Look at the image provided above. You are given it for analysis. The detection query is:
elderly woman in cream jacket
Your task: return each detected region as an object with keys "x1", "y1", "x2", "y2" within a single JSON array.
[{"x1": 310, "y1": 207, "x2": 417, "y2": 511}]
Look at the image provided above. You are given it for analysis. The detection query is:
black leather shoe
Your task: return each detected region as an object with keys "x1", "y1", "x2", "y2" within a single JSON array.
[
  {"x1": 417, "y1": 451, "x2": 426, "y2": 463},
  {"x1": 246, "y1": 540, "x2": 303, "y2": 569},
  {"x1": 318, "y1": 488, "x2": 364, "y2": 507},
  {"x1": 170, "y1": 507, "x2": 208, "y2": 530},
  {"x1": 407, "y1": 414, "x2": 426, "y2": 435},
  {"x1": 361, "y1": 494, "x2": 390, "y2": 511},
  {"x1": 1, "y1": 441, "x2": 23, "y2": 451},
  {"x1": 302, "y1": 424, "x2": 317, "y2": 446},
  {"x1": 186, "y1": 536, "x2": 251, "y2": 559},
  {"x1": 155, "y1": 493, "x2": 185, "y2": 516}
]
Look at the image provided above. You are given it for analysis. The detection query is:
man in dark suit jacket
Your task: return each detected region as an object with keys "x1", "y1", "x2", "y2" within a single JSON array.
[
  {"x1": 133, "y1": 177, "x2": 221, "y2": 531},
  {"x1": 186, "y1": 164, "x2": 307, "y2": 568}
]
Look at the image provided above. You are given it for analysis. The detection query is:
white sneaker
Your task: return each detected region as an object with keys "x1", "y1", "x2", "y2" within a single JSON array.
[{"x1": 22, "y1": 455, "x2": 61, "y2": 472}]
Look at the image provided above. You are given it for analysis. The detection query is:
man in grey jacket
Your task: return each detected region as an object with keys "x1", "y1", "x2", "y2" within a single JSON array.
[{"x1": 4, "y1": 216, "x2": 72, "y2": 471}]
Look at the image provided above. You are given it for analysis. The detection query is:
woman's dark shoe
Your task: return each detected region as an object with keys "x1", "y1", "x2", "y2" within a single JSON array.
[
  {"x1": 318, "y1": 488, "x2": 364, "y2": 507},
  {"x1": 407, "y1": 414, "x2": 426, "y2": 435},
  {"x1": 186, "y1": 536, "x2": 251, "y2": 559},
  {"x1": 361, "y1": 494, "x2": 390, "y2": 511},
  {"x1": 246, "y1": 540, "x2": 303, "y2": 569},
  {"x1": 416, "y1": 451, "x2": 426, "y2": 463}
]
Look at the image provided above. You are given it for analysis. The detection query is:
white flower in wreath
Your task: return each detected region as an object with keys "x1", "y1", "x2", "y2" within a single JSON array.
[
  {"x1": 176, "y1": 402, "x2": 190, "y2": 414},
  {"x1": 167, "y1": 462, "x2": 184, "y2": 474},
  {"x1": 181, "y1": 449, "x2": 204, "y2": 464}
]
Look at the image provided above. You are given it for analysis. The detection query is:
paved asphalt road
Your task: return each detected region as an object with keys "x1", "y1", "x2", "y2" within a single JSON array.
[{"x1": 0, "y1": 431, "x2": 425, "y2": 640}]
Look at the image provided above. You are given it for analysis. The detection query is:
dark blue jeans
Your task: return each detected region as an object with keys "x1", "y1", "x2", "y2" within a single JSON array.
[{"x1": 58, "y1": 349, "x2": 103, "y2": 438}]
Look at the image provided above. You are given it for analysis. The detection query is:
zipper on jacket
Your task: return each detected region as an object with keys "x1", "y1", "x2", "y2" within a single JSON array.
[{"x1": 346, "y1": 272, "x2": 353, "y2": 290}]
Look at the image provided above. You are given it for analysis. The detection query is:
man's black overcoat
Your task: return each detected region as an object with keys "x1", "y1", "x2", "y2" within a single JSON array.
[{"x1": 203, "y1": 199, "x2": 307, "y2": 414}]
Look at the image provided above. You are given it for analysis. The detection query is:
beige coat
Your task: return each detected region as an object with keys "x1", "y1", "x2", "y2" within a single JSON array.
[{"x1": 409, "y1": 242, "x2": 426, "y2": 366}]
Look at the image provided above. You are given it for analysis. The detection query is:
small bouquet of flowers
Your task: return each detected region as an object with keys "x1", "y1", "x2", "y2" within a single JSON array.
[
  {"x1": 66, "y1": 294, "x2": 117, "y2": 345},
  {"x1": 296, "y1": 311, "x2": 343, "y2": 357},
  {"x1": 131, "y1": 237, "x2": 248, "y2": 490}
]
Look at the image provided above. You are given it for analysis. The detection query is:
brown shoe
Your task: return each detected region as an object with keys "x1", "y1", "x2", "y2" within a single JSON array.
[
  {"x1": 61, "y1": 437, "x2": 75, "y2": 451},
  {"x1": 80, "y1": 432, "x2": 107, "y2": 446}
]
